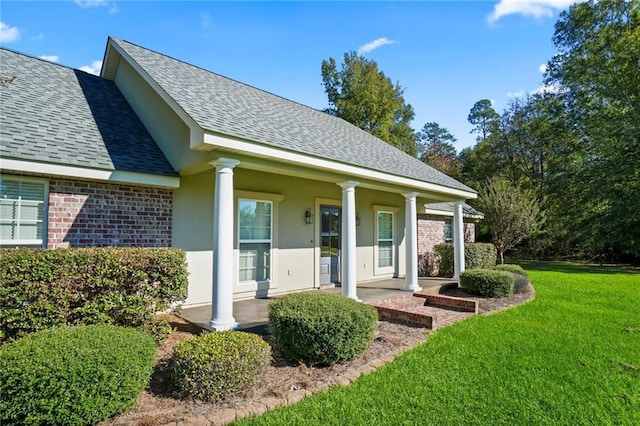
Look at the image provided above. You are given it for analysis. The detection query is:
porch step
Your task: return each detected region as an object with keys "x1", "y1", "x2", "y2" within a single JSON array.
[{"x1": 368, "y1": 293, "x2": 477, "y2": 330}]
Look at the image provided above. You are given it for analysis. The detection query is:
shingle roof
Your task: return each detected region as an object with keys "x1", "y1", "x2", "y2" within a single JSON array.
[
  {"x1": 110, "y1": 38, "x2": 474, "y2": 193},
  {"x1": 0, "y1": 48, "x2": 177, "y2": 177},
  {"x1": 425, "y1": 202, "x2": 484, "y2": 218}
]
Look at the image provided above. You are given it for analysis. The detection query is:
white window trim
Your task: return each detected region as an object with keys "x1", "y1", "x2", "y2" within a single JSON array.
[
  {"x1": 373, "y1": 205, "x2": 399, "y2": 276},
  {"x1": 0, "y1": 175, "x2": 49, "y2": 248},
  {"x1": 444, "y1": 218, "x2": 453, "y2": 243},
  {"x1": 234, "y1": 190, "x2": 284, "y2": 294}
]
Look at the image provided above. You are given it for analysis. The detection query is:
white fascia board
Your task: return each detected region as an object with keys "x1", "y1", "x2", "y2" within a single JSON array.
[
  {"x1": 0, "y1": 158, "x2": 180, "y2": 189},
  {"x1": 203, "y1": 132, "x2": 477, "y2": 199},
  {"x1": 423, "y1": 207, "x2": 484, "y2": 220},
  {"x1": 104, "y1": 40, "x2": 204, "y2": 147}
]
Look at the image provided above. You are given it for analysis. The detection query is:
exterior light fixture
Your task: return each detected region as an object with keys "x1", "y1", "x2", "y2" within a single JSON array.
[
  {"x1": 356, "y1": 212, "x2": 361, "y2": 227},
  {"x1": 305, "y1": 208, "x2": 313, "y2": 224}
]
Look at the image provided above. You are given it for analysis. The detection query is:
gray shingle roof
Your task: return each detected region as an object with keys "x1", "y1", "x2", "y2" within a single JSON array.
[
  {"x1": 111, "y1": 38, "x2": 474, "y2": 193},
  {"x1": 0, "y1": 48, "x2": 176, "y2": 177},
  {"x1": 425, "y1": 202, "x2": 484, "y2": 218}
]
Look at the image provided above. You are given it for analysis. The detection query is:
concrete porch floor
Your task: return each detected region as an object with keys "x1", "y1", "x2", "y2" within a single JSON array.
[{"x1": 179, "y1": 277, "x2": 458, "y2": 334}]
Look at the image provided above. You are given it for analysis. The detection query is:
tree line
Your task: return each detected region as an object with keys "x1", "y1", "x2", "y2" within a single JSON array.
[{"x1": 320, "y1": 0, "x2": 639, "y2": 263}]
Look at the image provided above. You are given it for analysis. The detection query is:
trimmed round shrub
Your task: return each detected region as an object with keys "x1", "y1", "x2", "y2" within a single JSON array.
[
  {"x1": 494, "y1": 265, "x2": 530, "y2": 294},
  {"x1": 460, "y1": 269, "x2": 515, "y2": 298},
  {"x1": 171, "y1": 331, "x2": 271, "y2": 402},
  {"x1": 269, "y1": 293, "x2": 378, "y2": 366},
  {"x1": 0, "y1": 324, "x2": 156, "y2": 425},
  {"x1": 493, "y1": 264, "x2": 528, "y2": 277},
  {"x1": 434, "y1": 243, "x2": 497, "y2": 277}
]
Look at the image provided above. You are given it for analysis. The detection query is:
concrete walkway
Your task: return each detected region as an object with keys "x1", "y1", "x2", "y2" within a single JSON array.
[{"x1": 180, "y1": 277, "x2": 457, "y2": 333}]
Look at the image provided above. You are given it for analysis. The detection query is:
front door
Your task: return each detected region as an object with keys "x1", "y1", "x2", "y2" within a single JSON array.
[{"x1": 319, "y1": 206, "x2": 341, "y2": 285}]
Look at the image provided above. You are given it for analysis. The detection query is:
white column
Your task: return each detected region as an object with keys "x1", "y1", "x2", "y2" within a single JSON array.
[
  {"x1": 209, "y1": 158, "x2": 240, "y2": 331},
  {"x1": 453, "y1": 201, "x2": 465, "y2": 280},
  {"x1": 403, "y1": 192, "x2": 422, "y2": 292},
  {"x1": 338, "y1": 180, "x2": 359, "y2": 301}
]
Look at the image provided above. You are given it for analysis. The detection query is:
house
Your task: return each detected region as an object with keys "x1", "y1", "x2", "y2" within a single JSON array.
[
  {"x1": 419, "y1": 202, "x2": 483, "y2": 276},
  {"x1": 0, "y1": 38, "x2": 477, "y2": 330}
]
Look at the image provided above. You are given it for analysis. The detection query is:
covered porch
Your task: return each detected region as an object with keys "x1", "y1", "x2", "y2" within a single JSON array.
[{"x1": 180, "y1": 277, "x2": 458, "y2": 334}]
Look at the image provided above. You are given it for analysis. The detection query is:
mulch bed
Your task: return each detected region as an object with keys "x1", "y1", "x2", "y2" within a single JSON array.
[{"x1": 102, "y1": 283, "x2": 535, "y2": 425}]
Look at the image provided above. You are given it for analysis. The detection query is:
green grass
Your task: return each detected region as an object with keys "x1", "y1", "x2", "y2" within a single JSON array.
[{"x1": 238, "y1": 262, "x2": 640, "y2": 425}]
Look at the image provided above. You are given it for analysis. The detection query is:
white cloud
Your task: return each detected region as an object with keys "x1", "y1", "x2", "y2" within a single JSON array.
[
  {"x1": 75, "y1": 0, "x2": 118, "y2": 14},
  {"x1": 358, "y1": 37, "x2": 396, "y2": 54},
  {"x1": 31, "y1": 33, "x2": 45, "y2": 41},
  {"x1": 533, "y1": 82, "x2": 563, "y2": 95},
  {"x1": 79, "y1": 60, "x2": 103, "y2": 76},
  {"x1": 39, "y1": 55, "x2": 59, "y2": 63},
  {"x1": 0, "y1": 22, "x2": 20, "y2": 43},
  {"x1": 200, "y1": 12, "x2": 212, "y2": 29},
  {"x1": 538, "y1": 63, "x2": 548, "y2": 73},
  {"x1": 488, "y1": 0, "x2": 578, "y2": 23},
  {"x1": 507, "y1": 90, "x2": 526, "y2": 98}
]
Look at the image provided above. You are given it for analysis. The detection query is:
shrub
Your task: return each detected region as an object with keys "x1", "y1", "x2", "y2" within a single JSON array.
[
  {"x1": 269, "y1": 293, "x2": 378, "y2": 366},
  {"x1": 460, "y1": 269, "x2": 515, "y2": 298},
  {"x1": 418, "y1": 252, "x2": 439, "y2": 277},
  {"x1": 493, "y1": 264, "x2": 530, "y2": 293},
  {"x1": 434, "y1": 243, "x2": 497, "y2": 277},
  {"x1": 0, "y1": 324, "x2": 156, "y2": 425},
  {"x1": 0, "y1": 247, "x2": 188, "y2": 342},
  {"x1": 171, "y1": 331, "x2": 271, "y2": 402},
  {"x1": 493, "y1": 264, "x2": 528, "y2": 277}
]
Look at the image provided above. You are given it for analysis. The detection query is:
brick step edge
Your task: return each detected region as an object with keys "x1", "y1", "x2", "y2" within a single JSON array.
[
  {"x1": 413, "y1": 293, "x2": 478, "y2": 313},
  {"x1": 372, "y1": 305, "x2": 434, "y2": 329}
]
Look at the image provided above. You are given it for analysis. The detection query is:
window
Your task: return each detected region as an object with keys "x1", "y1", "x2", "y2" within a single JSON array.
[
  {"x1": 377, "y1": 211, "x2": 394, "y2": 269},
  {"x1": 0, "y1": 176, "x2": 47, "y2": 246},
  {"x1": 238, "y1": 199, "x2": 272, "y2": 282},
  {"x1": 444, "y1": 218, "x2": 453, "y2": 243}
]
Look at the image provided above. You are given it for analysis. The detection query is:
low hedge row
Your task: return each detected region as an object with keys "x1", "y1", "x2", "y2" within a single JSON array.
[
  {"x1": 460, "y1": 269, "x2": 515, "y2": 297},
  {"x1": 0, "y1": 324, "x2": 156, "y2": 425},
  {"x1": 0, "y1": 247, "x2": 188, "y2": 342},
  {"x1": 493, "y1": 264, "x2": 530, "y2": 293},
  {"x1": 269, "y1": 293, "x2": 377, "y2": 366},
  {"x1": 433, "y1": 243, "x2": 497, "y2": 277}
]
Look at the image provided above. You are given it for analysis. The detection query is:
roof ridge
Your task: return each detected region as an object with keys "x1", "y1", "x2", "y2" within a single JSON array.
[
  {"x1": 0, "y1": 46, "x2": 97, "y2": 77},
  {"x1": 110, "y1": 37, "x2": 333, "y2": 118}
]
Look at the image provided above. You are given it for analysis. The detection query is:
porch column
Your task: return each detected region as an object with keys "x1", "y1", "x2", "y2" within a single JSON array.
[
  {"x1": 403, "y1": 192, "x2": 422, "y2": 292},
  {"x1": 209, "y1": 158, "x2": 240, "y2": 331},
  {"x1": 338, "y1": 180, "x2": 359, "y2": 301},
  {"x1": 453, "y1": 201, "x2": 465, "y2": 280}
]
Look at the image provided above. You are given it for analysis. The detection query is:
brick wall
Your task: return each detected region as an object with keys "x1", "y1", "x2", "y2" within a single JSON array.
[
  {"x1": 47, "y1": 179, "x2": 172, "y2": 248},
  {"x1": 417, "y1": 214, "x2": 477, "y2": 254}
]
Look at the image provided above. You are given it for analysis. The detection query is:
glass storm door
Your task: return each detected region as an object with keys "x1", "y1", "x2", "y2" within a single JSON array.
[{"x1": 319, "y1": 206, "x2": 341, "y2": 285}]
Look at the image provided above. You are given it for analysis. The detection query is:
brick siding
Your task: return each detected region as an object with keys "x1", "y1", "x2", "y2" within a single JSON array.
[
  {"x1": 417, "y1": 214, "x2": 476, "y2": 255},
  {"x1": 47, "y1": 179, "x2": 172, "y2": 248}
]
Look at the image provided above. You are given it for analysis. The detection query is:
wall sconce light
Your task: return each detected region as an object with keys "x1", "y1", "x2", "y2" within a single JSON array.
[
  {"x1": 305, "y1": 208, "x2": 314, "y2": 224},
  {"x1": 356, "y1": 212, "x2": 361, "y2": 227}
]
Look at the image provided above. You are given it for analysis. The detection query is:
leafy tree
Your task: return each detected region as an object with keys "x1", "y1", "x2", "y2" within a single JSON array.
[
  {"x1": 545, "y1": 0, "x2": 640, "y2": 260},
  {"x1": 321, "y1": 52, "x2": 417, "y2": 156},
  {"x1": 416, "y1": 122, "x2": 459, "y2": 177},
  {"x1": 467, "y1": 99, "x2": 499, "y2": 142},
  {"x1": 476, "y1": 178, "x2": 543, "y2": 264}
]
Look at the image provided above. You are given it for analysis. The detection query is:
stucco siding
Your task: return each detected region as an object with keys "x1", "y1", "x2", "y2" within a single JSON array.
[{"x1": 173, "y1": 167, "x2": 409, "y2": 305}]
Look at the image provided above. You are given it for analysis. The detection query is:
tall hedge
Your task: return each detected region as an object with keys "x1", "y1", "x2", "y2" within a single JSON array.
[
  {"x1": 0, "y1": 247, "x2": 188, "y2": 342},
  {"x1": 433, "y1": 243, "x2": 497, "y2": 277}
]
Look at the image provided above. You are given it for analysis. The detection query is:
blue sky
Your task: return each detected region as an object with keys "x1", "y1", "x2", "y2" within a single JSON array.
[{"x1": 1, "y1": 1, "x2": 576, "y2": 150}]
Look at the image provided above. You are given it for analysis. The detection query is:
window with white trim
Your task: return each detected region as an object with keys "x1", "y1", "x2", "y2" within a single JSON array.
[
  {"x1": 238, "y1": 199, "x2": 272, "y2": 282},
  {"x1": 0, "y1": 176, "x2": 47, "y2": 246},
  {"x1": 376, "y1": 211, "x2": 394, "y2": 269},
  {"x1": 444, "y1": 218, "x2": 453, "y2": 243}
]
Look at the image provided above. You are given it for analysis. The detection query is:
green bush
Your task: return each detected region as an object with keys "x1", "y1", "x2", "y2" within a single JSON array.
[
  {"x1": 493, "y1": 264, "x2": 530, "y2": 293},
  {"x1": 269, "y1": 293, "x2": 378, "y2": 366},
  {"x1": 460, "y1": 269, "x2": 515, "y2": 298},
  {"x1": 493, "y1": 264, "x2": 528, "y2": 277},
  {"x1": 434, "y1": 243, "x2": 497, "y2": 277},
  {"x1": 0, "y1": 324, "x2": 156, "y2": 425},
  {"x1": 0, "y1": 247, "x2": 188, "y2": 342},
  {"x1": 171, "y1": 331, "x2": 271, "y2": 402}
]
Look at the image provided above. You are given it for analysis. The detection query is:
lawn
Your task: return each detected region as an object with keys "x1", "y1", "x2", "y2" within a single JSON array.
[{"x1": 238, "y1": 262, "x2": 640, "y2": 425}]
